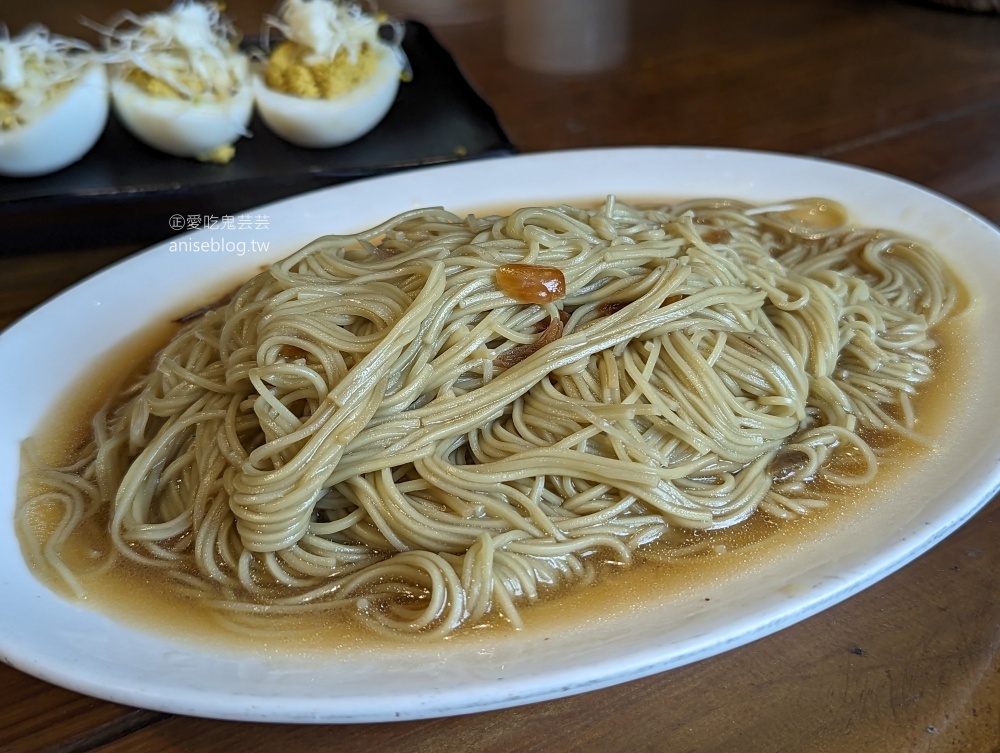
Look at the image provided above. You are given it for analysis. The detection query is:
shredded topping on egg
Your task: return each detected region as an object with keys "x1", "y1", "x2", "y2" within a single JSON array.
[
  {"x1": 265, "y1": 0, "x2": 383, "y2": 64},
  {"x1": 0, "y1": 26, "x2": 95, "y2": 128},
  {"x1": 262, "y1": 0, "x2": 408, "y2": 99},
  {"x1": 88, "y1": 1, "x2": 247, "y2": 100}
]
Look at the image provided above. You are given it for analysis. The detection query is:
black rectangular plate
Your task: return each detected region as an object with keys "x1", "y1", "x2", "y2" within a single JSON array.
[{"x1": 0, "y1": 21, "x2": 516, "y2": 254}]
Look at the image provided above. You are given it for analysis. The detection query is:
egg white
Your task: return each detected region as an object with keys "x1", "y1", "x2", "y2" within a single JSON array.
[
  {"x1": 253, "y1": 47, "x2": 401, "y2": 149},
  {"x1": 111, "y1": 74, "x2": 253, "y2": 161},
  {"x1": 0, "y1": 63, "x2": 109, "y2": 178}
]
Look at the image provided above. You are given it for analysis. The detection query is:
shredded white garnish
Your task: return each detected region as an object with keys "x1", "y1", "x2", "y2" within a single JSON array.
[
  {"x1": 87, "y1": 1, "x2": 246, "y2": 100},
  {"x1": 0, "y1": 26, "x2": 94, "y2": 113},
  {"x1": 264, "y1": 0, "x2": 382, "y2": 63}
]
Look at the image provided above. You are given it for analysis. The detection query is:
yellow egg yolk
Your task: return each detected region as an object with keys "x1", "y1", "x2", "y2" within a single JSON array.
[
  {"x1": 0, "y1": 89, "x2": 21, "y2": 130},
  {"x1": 199, "y1": 143, "x2": 235, "y2": 164},
  {"x1": 264, "y1": 40, "x2": 380, "y2": 99},
  {"x1": 124, "y1": 68, "x2": 207, "y2": 99},
  {"x1": 1, "y1": 79, "x2": 74, "y2": 130}
]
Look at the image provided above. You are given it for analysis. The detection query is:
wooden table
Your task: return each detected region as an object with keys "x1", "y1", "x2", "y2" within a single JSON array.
[{"x1": 3, "y1": 1, "x2": 1000, "y2": 750}]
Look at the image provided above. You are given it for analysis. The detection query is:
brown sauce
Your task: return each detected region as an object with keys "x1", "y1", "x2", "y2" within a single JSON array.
[{"x1": 14, "y1": 214, "x2": 974, "y2": 654}]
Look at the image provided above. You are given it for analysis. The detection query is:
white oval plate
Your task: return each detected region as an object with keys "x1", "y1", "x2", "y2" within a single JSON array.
[{"x1": 2, "y1": 148, "x2": 999, "y2": 723}]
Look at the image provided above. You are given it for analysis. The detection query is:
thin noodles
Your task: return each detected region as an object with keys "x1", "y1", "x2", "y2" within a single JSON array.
[{"x1": 17, "y1": 196, "x2": 961, "y2": 636}]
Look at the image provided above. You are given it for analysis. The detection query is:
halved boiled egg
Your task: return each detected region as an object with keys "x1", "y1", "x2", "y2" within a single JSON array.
[
  {"x1": 254, "y1": 0, "x2": 406, "y2": 148},
  {"x1": 95, "y1": 1, "x2": 252, "y2": 163},
  {"x1": 0, "y1": 27, "x2": 109, "y2": 177}
]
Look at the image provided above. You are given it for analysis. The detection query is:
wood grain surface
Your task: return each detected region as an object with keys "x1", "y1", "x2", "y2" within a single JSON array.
[{"x1": 2, "y1": 1, "x2": 999, "y2": 751}]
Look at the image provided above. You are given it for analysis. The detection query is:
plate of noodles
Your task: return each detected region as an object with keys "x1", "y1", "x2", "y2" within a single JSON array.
[{"x1": 2, "y1": 147, "x2": 1000, "y2": 723}]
